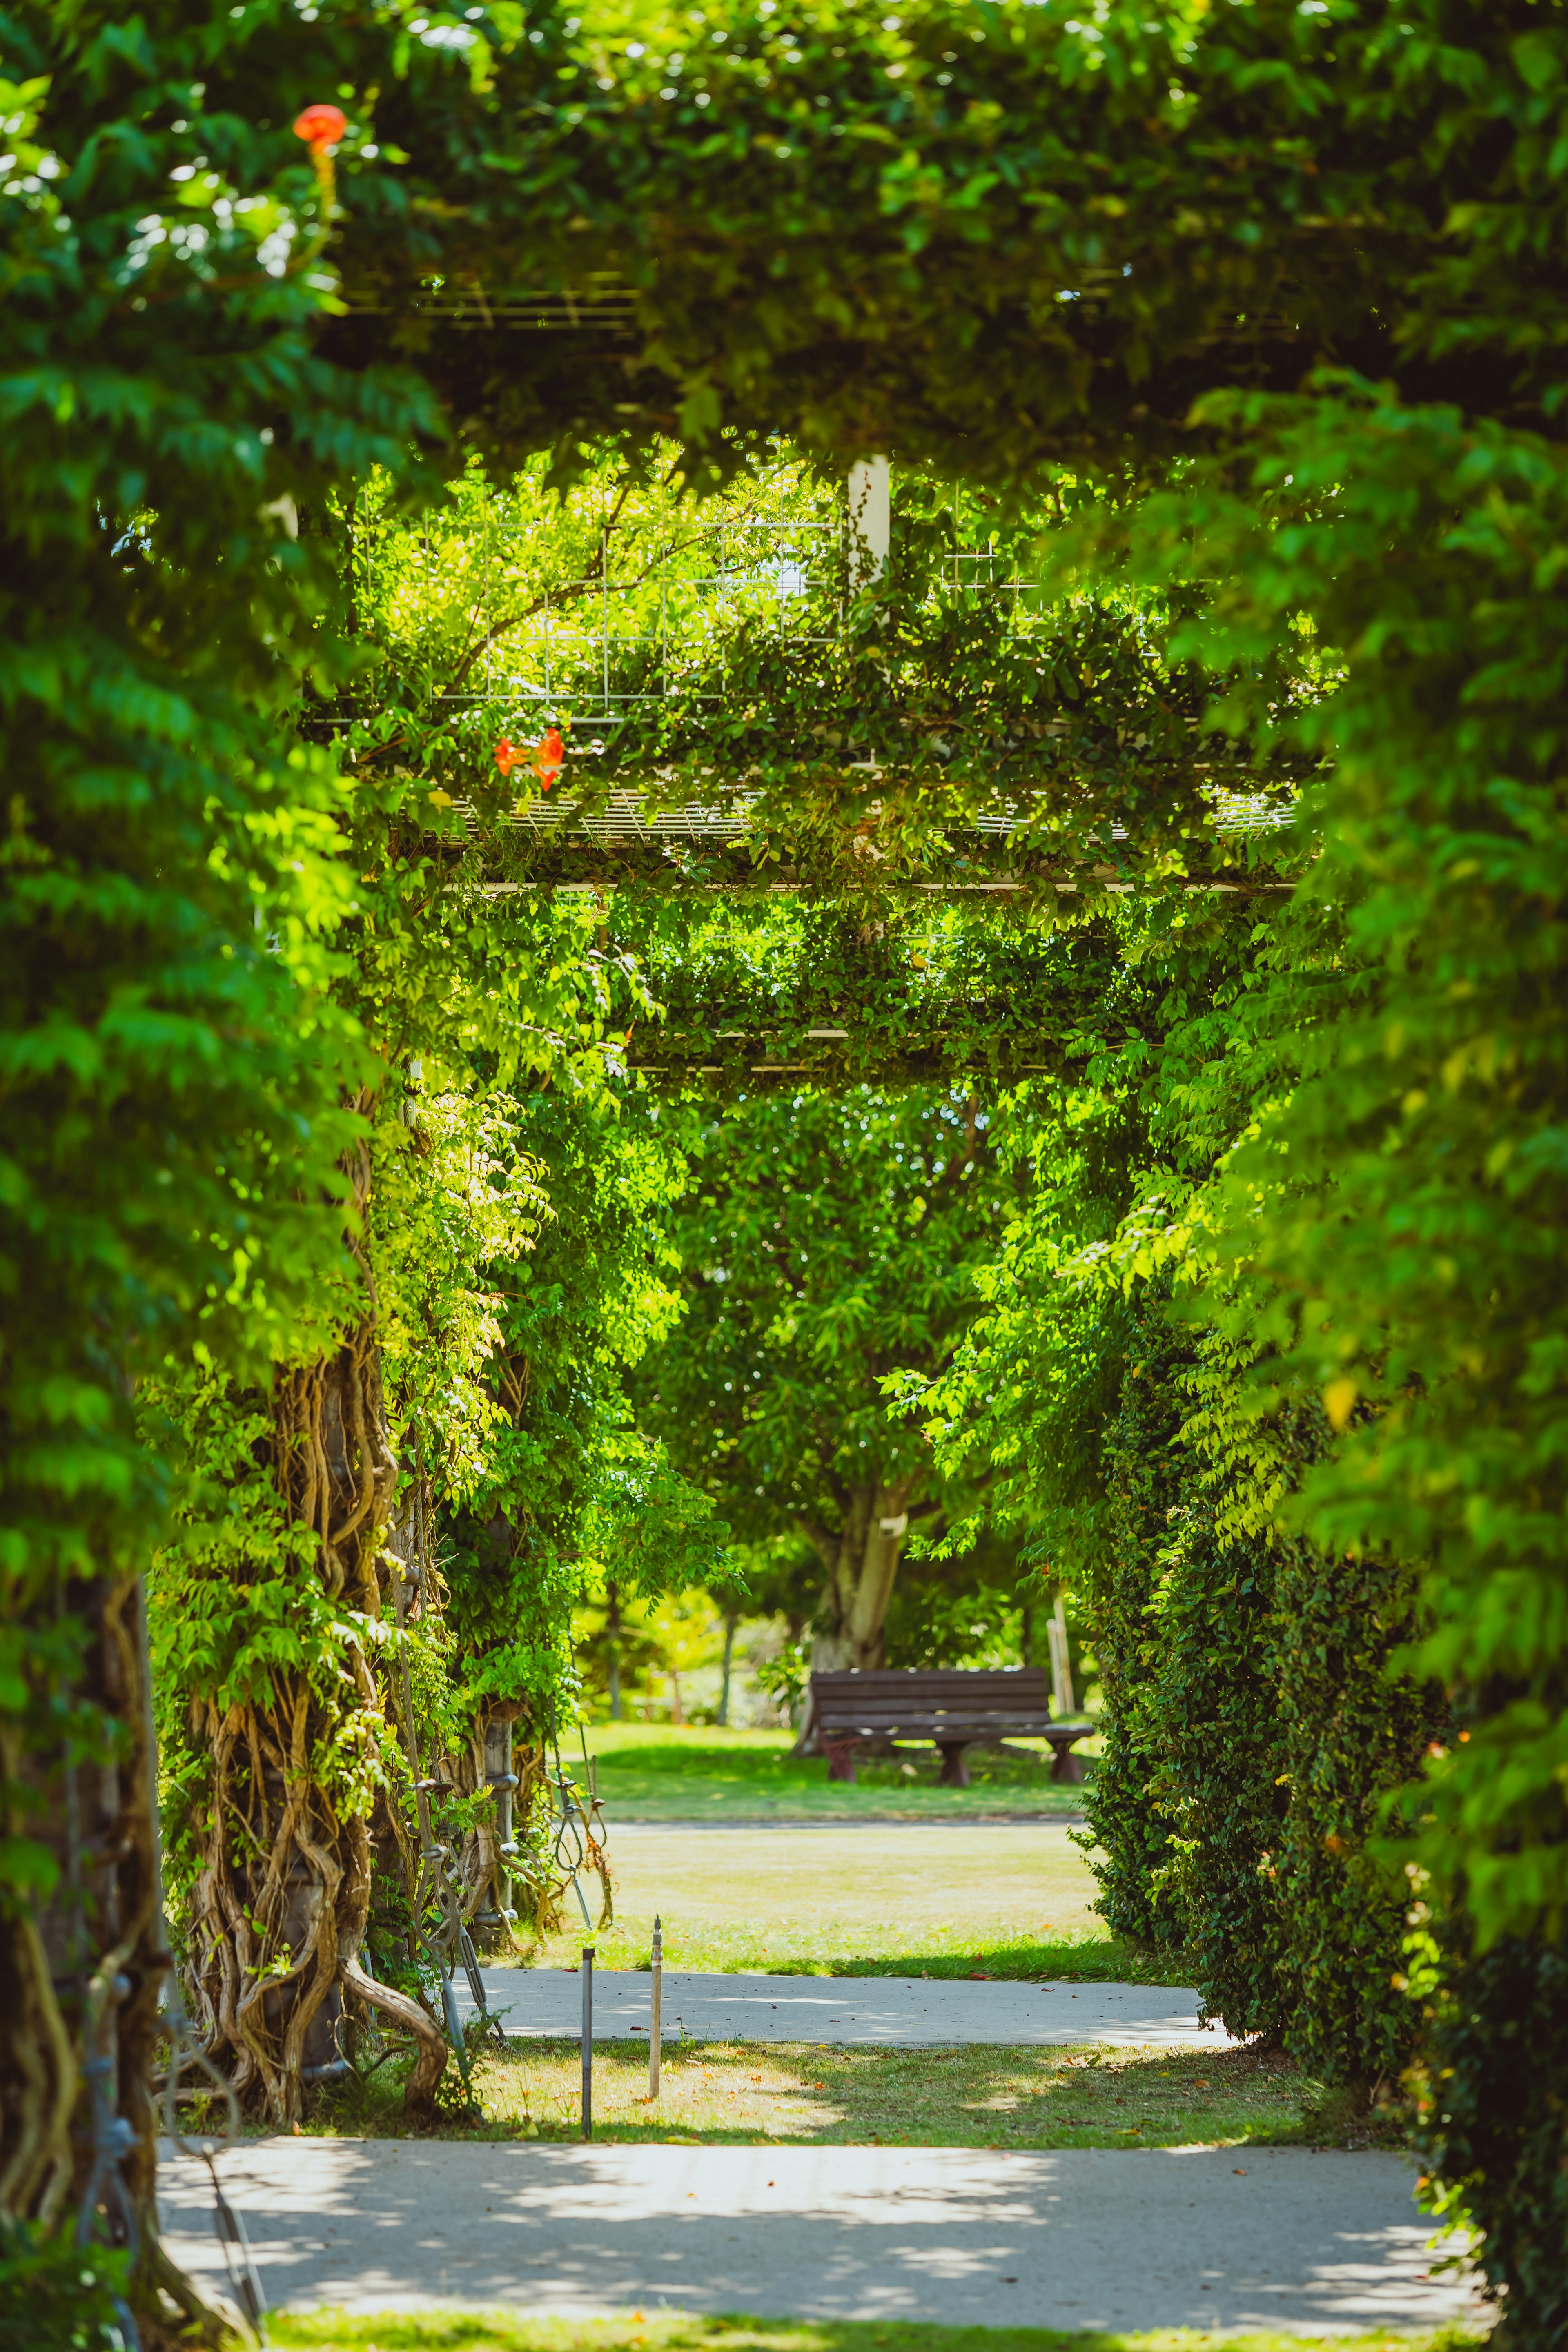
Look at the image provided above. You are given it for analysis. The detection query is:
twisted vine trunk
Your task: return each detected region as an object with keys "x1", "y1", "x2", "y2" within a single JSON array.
[
  {"x1": 184, "y1": 1310, "x2": 445, "y2": 2125},
  {"x1": 1, "y1": 1576, "x2": 241, "y2": 2347}
]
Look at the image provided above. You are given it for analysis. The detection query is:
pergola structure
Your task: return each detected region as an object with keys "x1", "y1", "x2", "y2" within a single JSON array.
[
  {"x1": 368, "y1": 456, "x2": 1297, "y2": 1087},
  {"x1": 352, "y1": 439, "x2": 1298, "y2": 940}
]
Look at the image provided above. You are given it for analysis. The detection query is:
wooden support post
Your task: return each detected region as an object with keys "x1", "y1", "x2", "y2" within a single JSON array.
[
  {"x1": 581, "y1": 1947, "x2": 594, "y2": 2140},
  {"x1": 649, "y1": 1915, "x2": 662, "y2": 2100}
]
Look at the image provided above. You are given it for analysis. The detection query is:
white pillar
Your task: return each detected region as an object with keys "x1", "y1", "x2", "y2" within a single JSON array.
[
  {"x1": 847, "y1": 455, "x2": 890, "y2": 586},
  {"x1": 1049, "y1": 1595, "x2": 1077, "y2": 1718}
]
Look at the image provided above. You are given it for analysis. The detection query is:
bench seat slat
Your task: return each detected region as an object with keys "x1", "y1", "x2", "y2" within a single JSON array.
[
  {"x1": 813, "y1": 1704, "x2": 1052, "y2": 1720},
  {"x1": 817, "y1": 1717, "x2": 1056, "y2": 1735},
  {"x1": 813, "y1": 1693, "x2": 1050, "y2": 1709},
  {"x1": 815, "y1": 1697, "x2": 1050, "y2": 1713}
]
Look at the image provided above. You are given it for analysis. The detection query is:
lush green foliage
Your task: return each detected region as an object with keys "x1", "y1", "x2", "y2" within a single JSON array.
[
  {"x1": 616, "y1": 893, "x2": 1135, "y2": 1094},
  {"x1": 636, "y1": 1081, "x2": 1026, "y2": 1664},
  {"x1": 917, "y1": 368, "x2": 1568, "y2": 2327},
  {"x1": 910, "y1": 902, "x2": 1436, "y2": 2088},
  {"x1": 1110, "y1": 394, "x2": 1568, "y2": 1962},
  {"x1": 1, "y1": 0, "x2": 431, "y2": 2310},
  {"x1": 1161, "y1": 386, "x2": 1568, "y2": 2326},
  {"x1": 437, "y1": 1088, "x2": 725, "y2": 1709},
  {"x1": 569, "y1": 470, "x2": 1274, "y2": 891},
  {"x1": 1097, "y1": 1332, "x2": 1438, "y2": 2088}
]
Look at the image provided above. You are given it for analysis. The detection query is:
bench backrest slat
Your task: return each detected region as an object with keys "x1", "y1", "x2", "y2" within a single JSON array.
[
  {"x1": 808, "y1": 1665, "x2": 1054, "y2": 1735},
  {"x1": 810, "y1": 1668, "x2": 1049, "y2": 1698}
]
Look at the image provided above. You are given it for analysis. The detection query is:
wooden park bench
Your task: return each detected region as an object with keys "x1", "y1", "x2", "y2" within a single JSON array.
[{"x1": 801, "y1": 1666, "x2": 1089, "y2": 1787}]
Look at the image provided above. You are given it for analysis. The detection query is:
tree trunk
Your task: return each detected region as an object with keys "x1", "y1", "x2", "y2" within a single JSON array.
[
  {"x1": 804, "y1": 1478, "x2": 916, "y2": 1673},
  {"x1": 606, "y1": 1580, "x2": 623, "y2": 1721},
  {"x1": 718, "y1": 1611, "x2": 738, "y2": 1727}
]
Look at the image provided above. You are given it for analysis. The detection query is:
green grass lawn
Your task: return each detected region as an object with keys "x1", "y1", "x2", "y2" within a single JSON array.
[
  {"x1": 270, "y1": 2312, "x2": 1486, "y2": 2352},
  {"x1": 308, "y1": 2038, "x2": 1312, "y2": 2154},
  {"x1": 575, "y1": 1725, "x2": 1092, "y2": 1824},
  {"x1": 517, "y1": 1821, "x2": 1174, "y2": 1983}
]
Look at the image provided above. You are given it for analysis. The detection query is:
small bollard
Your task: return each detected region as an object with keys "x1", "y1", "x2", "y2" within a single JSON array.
[
  {"x1": 649, "y1": 1914, "x2": 663, "y2": 2100},
  {"x1": 581, "y1": 1945, "x2": 594, "y2": 2141}
]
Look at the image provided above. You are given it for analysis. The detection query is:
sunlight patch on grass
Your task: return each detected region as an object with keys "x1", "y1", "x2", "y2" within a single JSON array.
[
  {"x1": 304, "y1": 2040, "x2": 1307, "y2": 2154},
  {"x1": 268, "y1": 2310, "x2": 1490, "y2": 2352},
  {"x1": 509, "y1": 1823, "x2": 1178, "y2": 1984}
]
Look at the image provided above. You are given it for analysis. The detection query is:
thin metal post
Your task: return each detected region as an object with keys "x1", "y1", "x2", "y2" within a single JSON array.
[
  {"x1": 649, "y1": 1915, "x2": 663, "y2": 2100},
  {"x1": 581, "y1": 1946, "x2": 595, "y2": 2140}
]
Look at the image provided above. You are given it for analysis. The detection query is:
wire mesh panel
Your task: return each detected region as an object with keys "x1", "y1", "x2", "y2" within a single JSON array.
[{"x1": 466, "y1": 472, "x2": 844, "y2": 727}]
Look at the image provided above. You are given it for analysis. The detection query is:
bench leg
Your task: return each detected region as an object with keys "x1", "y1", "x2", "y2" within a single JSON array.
[
  {"x1": 824, "y1": 1736, "x2": 858, "y2": 1784},
  {"x1": 1050, "y1": 1743, "x2": 1085, "y2": 1785},
  {"x1": 936, "y1": 1742, "x2": 972, "y2": 1788}
]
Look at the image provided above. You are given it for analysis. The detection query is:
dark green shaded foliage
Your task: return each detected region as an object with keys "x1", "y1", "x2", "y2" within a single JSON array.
[
  {"x1": 1079, "y1": 1317, "x2": 1189, "y2": 1953},
  {"x1": 0, "y1": 2225, "x2": 127, "y2": 2352},
  {"x1": 1081, "y1": 1318, "x2": 1437, "y2": 2078},
  {"x1": 1414, "y1": 1934, "x2": 1568, "y2": 2340},
  {"x1": 1143, "y1": 1501, "x2": 1288, "y2": 2044},
  {"x1": 323, "y1": 1, "x2": 1565, "y2": 478},
  {"x1": 1269, "y1": 1535, "x2": 1437, "y2": 2089},
  {"x1": 615, "y1": 896, "x2": 1134, "y2": 1096}
]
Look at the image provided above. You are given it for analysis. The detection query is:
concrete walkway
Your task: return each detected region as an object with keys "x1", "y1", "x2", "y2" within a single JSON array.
[
  {"x1": 158, "y1": 2138, "x2": 1481, "y2": 2335},
  {"x1": 460, "y1": 1969, "x2": 1239, "y2": 2050}
]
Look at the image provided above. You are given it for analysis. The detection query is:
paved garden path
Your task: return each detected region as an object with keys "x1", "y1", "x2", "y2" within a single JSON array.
[
  {"x1": 459, "y1": 1968, "x2": 1239, "y2": 2050},
  {"x1": 158, "y1": 2138, "x2": 1481, "y2": 2336}
]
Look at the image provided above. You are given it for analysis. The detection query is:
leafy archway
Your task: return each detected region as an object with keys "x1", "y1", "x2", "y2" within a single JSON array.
[{"x1": 6, "y1": 2, "x2": 1567, "y2": 2343}]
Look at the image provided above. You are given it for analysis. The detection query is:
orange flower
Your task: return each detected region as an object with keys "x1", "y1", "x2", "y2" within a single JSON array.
[
  {"x1": 535, "y1": 726, "x2": 564, "y2": 788},
  {"x1": 494, "y1": 736, "x2": 521, "y2": 777},
  {"x1": 293, "y1": 104, "x2": 348, "y2": 154}
]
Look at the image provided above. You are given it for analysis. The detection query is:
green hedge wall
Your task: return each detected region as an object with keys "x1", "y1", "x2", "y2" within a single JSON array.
[
  {"x1": 1078, "y1": 1312, "x2": 1188, "y2": 1953},
  {"x1": 1270, "y1": 1535, "x2": 1439, "y2": 2089},
  {"x1": 1143, "y1": 1500, "x2": 1289, "y2": 2044},
  {"x1": 1084, "y1": 1307, "x2": 1441, "y2": 2093}
]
